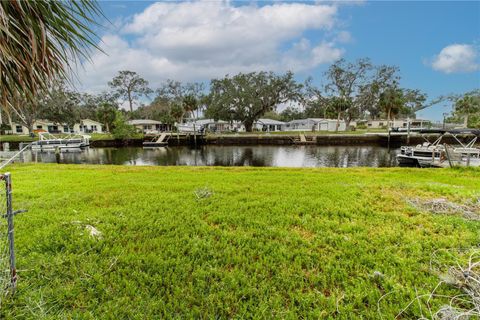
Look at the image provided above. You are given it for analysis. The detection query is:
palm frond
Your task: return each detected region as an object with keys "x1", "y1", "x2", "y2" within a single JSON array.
[{"x1": 0, "y1": 0, "x2": 103, "y2": 109}]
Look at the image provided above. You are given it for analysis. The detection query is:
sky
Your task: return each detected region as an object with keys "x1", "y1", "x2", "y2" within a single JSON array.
[{"x1": 76, "y1": 1, "x2": 480, "y2": 121}]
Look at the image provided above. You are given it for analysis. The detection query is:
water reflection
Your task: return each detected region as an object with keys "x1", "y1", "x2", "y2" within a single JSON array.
[{"x1": 20, "y1": 145, "x2": 400, "y2": 167}]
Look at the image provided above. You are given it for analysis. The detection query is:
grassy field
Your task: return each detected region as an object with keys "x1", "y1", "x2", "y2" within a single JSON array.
[{"x1": 1, "y1": 164, "x2": 479, "y2": 318}]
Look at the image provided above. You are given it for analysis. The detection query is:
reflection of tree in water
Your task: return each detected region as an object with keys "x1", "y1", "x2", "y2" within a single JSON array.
[
  {"x1": 307, "y1": 146, "x2": 398, "y2": 167},
  {"x1": 210, "y1": 147, "x2": 271, "y2": 166},
  {"x1": 108, "y1": 148, "x2": 143, "y2": 165},
  {"x1": 23, "y1": 145, "x2": 400, "y2": 167}
]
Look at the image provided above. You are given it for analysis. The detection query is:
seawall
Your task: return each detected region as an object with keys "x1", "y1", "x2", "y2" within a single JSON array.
[{"x1": 3, "y1": 133, "x2": 477, "y2": 149}]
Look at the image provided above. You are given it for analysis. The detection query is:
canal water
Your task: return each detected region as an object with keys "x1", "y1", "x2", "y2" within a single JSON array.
[{"x1": 18, "y1": 146, "x2": 400, "y2": 167}]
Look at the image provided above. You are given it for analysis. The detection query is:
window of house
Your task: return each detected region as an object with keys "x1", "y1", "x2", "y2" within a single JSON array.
[
  {"x1": 91, "y1": 125, "x2": 97, "y2": 132},
  {"x1": 368, "y1": 123, "x2": 372, "y2": 127},
  {"x1": 379, "y1": 122, "x2": 384, "y2": 126},
  {"x1": 37, "y1": 125, "x2": 43, "y2": 129},
  {"x1": 64, "y1": 126, "x2": 69, "y2": 132},
  {"x1": 16, "y1": 125, "x2": 23, "y2": 133}
]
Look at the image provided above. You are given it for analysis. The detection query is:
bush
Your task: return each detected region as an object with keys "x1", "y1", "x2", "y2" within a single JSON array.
[
  {"x1": 356, "y1": 124, "x2": 367, "y2": 129},
  {"x1": 112, "y1": 112, "x2": 137, "y2": 139}
]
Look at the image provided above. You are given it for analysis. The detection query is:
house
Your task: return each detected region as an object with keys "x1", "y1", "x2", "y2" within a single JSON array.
[
  {"x1": 128, "y1": 119, "x2": 172, "y2": 134},
  {"x1": 73, "y1": 119, "x2": 104, "y2": 134},
  {"x1": 254, "y1": 119, "x2": 285, "y2": 132},
  {"x1": 194, "y1": 119, "x2": 231, "y2": 132},
  {"x1": 285, "y1": 118, "x2": 348, "y2": 132},
  {"x1": 363, "y1": 118, "x2": 431, "y2": 130},
  {"x1": 9, "y1": 119, "x2": 104, "y2": 135}
]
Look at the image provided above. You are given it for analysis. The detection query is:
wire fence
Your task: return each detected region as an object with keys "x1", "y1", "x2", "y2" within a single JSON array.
[
  {"x1": 0, "y1": 173, "x2": 16, "y2": 307},
  {"x1": 0, "y1": 146, "x2": 30, "y2": 307}
]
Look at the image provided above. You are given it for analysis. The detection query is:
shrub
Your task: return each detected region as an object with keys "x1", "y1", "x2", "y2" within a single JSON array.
[{"x1": 112, "y1": 112, "x2": 136, "y2": 139}]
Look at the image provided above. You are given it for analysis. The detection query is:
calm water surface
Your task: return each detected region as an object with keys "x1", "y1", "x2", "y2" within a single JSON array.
[{"x1": 19, "y1": 146, "x2": 400, "y2": 167}]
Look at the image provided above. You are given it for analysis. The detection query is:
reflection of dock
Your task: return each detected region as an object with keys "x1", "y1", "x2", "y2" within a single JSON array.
[{"x1": 0, "y1": 151, "x2": 20, "y2": 161}]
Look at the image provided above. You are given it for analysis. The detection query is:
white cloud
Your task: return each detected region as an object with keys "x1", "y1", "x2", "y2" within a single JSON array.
[
  {"x1": 431, "y1": 44, "x2": 479, "y2": 74},
  {"x1": 335, "y1": 31, "x2": 353, "y2": 43},
  {"x1": 76, "y1": 1, "x2": 347, "y2": 92}
]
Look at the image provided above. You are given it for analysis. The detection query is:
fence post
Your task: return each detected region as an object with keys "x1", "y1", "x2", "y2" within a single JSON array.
[{"x1": 5, "y1": 173, "x2": 16, "y2": 292}]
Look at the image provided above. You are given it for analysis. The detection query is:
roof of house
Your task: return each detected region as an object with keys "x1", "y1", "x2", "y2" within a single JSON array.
[
  {"x1": 194, "y1": 119, "x2": 229, "y2": 126},
  {"x1": 127, "y1": 119, "x2": 163, "y2": 125},
  {"x1": 256, "y1": 118, "x2": 285, "y2": 125},
  {"x1": 367, "y1": 118, "x2": 430, "y2": 123},
  {"x1": 287, "y1": 118, "x2": 324, "y2": 125},
  {"x1": 81, "y1": 119, "x2": 102, "y2": 125}
]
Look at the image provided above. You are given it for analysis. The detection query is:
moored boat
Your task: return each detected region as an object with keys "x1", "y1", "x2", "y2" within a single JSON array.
[
  {"x1": 396, "y1": 129, "x2": 480, "y2": 167},
  {"x1": 30, "y1": 132, "x2": 90, "y2": 151}
]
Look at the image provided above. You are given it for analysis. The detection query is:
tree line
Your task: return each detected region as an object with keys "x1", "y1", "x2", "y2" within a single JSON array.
[{"x1": 3, "y1": 58, "x2": 479, "y2": 134}]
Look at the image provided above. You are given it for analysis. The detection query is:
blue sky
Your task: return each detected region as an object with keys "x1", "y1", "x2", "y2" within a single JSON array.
[{"x1": 78, "y1": 1, "x2": 480, "y2": 121}]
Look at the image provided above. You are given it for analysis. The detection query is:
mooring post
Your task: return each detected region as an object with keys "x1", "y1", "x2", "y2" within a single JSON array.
[
  {"x1": 387, "y1": 129, "x2": 391, "y2": 149},
  {"x1": 5, "y1": 173, "x2": 16, "y2": 292},
  {"x1": 406, "y1": 119, "x2": 411, "y2": 145},
  {"x1": 444, "y1": 144, "x2": 453, "y2": 168},
  {"x1": 193, "y1": 123, "x2": 197, "y2": 147}
]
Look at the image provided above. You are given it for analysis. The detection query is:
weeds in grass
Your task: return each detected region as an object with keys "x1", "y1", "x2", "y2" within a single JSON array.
[
  {"x1": 407, "y1": 197, "x2": 480, "y2": 221},
  {"x1": 194, "y1": 186, "x2": 214, "y2": 200},
  {"x1": 388, "y1": 248, "x2": 480, "y2": 319}
]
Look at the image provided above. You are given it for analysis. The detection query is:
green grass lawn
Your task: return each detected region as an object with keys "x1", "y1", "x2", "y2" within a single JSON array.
[
  {"x1": 0, "y1": 135, "x2": 36, "y2": 143},
  {"x1": 1, "y1": 165, "x2": 479, "y2": 318}
]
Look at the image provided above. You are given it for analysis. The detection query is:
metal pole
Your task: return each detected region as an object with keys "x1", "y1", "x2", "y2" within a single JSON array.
[
  {"x1": 444, "y1": 144, "x2": 453, "y2": 168},
  {"x1": 5, "y1": 173, "x2": 16, "y2": 291},
  {"x1": 407, "y1": 119, "x2": 411, "y2": 145}
]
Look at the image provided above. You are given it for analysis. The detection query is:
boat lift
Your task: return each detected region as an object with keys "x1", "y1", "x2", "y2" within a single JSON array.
[{"x1": 143, "y1": 132, "x2": 170, "y2": 148}]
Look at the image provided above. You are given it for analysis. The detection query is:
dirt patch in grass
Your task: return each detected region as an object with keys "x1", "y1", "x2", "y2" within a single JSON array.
[{"x1": 407, "y1": 197, "x2": 480, "y2": 221}]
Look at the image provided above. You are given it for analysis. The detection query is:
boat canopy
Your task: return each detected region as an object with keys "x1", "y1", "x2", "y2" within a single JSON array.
[{"x1": 418, "y1": 129, "x2": 480, "y2": 135}]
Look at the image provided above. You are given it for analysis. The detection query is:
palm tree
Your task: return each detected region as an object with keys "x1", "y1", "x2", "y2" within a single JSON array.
[
  {"x1": 0, "y1": 0, "x2": 102, "y2": 117},
  {"x1": 379, "y1": 86, "x2": 404, "y2": 128}
]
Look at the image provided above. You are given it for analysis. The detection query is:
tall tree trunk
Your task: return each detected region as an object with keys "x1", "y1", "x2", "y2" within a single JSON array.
[
  {"x1": 335, "y1": 112, "x2": 341, "y2": 132},
  {"x1": 464, "y1": 114, "x2": 469, "y2": 128},
  {"x1": 345, "y1": 116, "x2": 351, "y2": 132},
  {"x1": 6, "y1": 111, "x2": 13, "y2": 134},
  {"x1": 128, "y1": 91, "x2": 133, "y2": 113},
  {"x1": 244, "y1": 120, "x2": 254, "y2": 132},
  {"x1": 387, "y1": 107, "x2": 391, "y2": 129}
]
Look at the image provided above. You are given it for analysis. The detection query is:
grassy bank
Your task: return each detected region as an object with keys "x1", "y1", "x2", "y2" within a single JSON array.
[
  {"x1": 1, "y1": 165, "x2": 479, "y2": 318},
  {"x1": 206, "y1": 129, "x2": 388, "y2": 136}
]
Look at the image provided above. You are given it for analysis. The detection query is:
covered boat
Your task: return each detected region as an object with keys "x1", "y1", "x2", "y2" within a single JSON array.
[{"x1": 31, "y1": 132, "x2": 90, "y2": 151}]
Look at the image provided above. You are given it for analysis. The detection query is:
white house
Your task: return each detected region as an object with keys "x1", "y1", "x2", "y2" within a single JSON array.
[
  {"x1": 285, "y1": 118, "x2": 348, "y2": 132},
  {"x1": 128, "y1": 119, "x2": 172, "y2": 134},
  {"x1": 195, "y1": 119, "x2": 231, "y2": 132},
  {"x1": 254, "y1": 119, "x2": 285, "y2": 132},
  {"x1": 363, "y1": 118, "x2": 431, "y2": 130},
  {"x1": 73, "y1": 119, "x2": 104, "y2": 134},
  {"x1": 9, "y1": 119, "x2": 104, "y2": 135}
]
